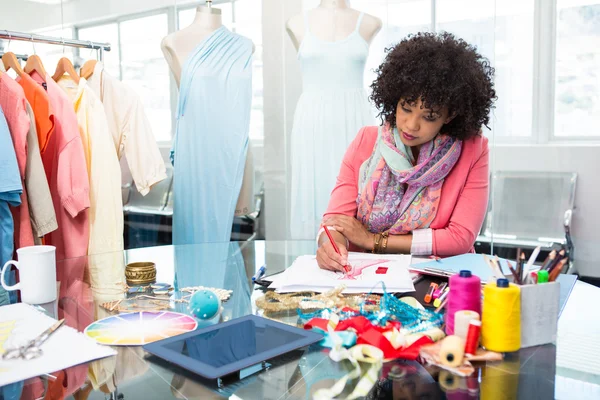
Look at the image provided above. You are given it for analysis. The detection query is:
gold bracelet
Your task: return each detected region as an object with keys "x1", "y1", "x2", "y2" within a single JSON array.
[
  {"x1": 372, "y1": 233, "x2": 382, "y2": 254},
  {"x1": 381, "y1": 231, "x2": 389, "y2": 253}
]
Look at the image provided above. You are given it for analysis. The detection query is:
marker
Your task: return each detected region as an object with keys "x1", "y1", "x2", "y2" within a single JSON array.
[
  {"x1": 433, "y1": 287, "x2": 450, "y2": 308},
  {"x1": 433, "y1": 282, "x2": 448, "y2": 300},
  {"x1": 537, "y1": 270, "x2": 549, "y2": 284},
  {"x1": 424, "y1": 282, "x2": 438, "y2": 304},
  {"x1": 531, "y1": 271, "x2": 538, "y2": 284},
  {"x1": 435, "y1": 298, "x2": 448, "y2": 313},
  {"x1": 252, "y1": 265, "x2": 266, "y2": 282}
]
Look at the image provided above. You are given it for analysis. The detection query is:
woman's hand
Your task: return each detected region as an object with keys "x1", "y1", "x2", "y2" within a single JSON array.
[
  {"x1": 323, "y1": 215, "x2": 375, "y2": 250},
  {"x1": 316, "y1": 238, "x2": 348, "y2": 272}
]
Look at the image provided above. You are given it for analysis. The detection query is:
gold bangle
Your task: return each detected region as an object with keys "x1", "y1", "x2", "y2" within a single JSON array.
[
  {"x1": 381, "y1": 231, "x2": 389, "y2": 253},
  {"x1": 373, "y1": 233, "x2": 382, "y2": 254}
]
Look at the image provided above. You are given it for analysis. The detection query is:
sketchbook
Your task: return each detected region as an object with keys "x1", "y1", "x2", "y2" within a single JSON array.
[{"x1": 269, "y1": 253, "x2": 414, "y2": 294}]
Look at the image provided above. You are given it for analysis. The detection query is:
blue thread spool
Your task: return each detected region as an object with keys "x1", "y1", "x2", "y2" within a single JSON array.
[{"x1": 189, "y1": 290, "x2": 222, "y2": 320}]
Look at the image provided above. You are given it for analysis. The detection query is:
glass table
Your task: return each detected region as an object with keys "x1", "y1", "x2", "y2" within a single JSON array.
[{"x1": 4, "y1": 241, "x2": 600, "y2": 399}]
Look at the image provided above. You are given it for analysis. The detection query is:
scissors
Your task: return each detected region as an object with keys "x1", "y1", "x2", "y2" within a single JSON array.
[{"x1": 2, "y1": 319, "x2": 65, "y2": 361}]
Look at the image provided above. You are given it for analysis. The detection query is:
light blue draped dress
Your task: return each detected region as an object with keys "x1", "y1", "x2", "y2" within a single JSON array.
[{"x1": 171, "y1": 26, "x2": 253, "y2": 245}]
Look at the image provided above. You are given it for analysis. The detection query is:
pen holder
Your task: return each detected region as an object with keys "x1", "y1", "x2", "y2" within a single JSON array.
[{"x1": 519, "y1": 281, "x2": 560, "y2": 348}]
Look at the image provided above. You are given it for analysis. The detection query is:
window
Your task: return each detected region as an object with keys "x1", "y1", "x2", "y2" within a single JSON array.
[
  {"x1": 78, "y1": 15, "x2": 171, "y2": 142},
  {"x1": 354, "y1": 0, "x2": 432, "y2": 98},
  {"x1": 231, "y1": 0, "x2": 264, "y2": 142},
  {"x1": 78, "y1": 24, "x2": 120, "y2": 78},
  {"x1": 120, "y1": 14, "x2": 171, "y2": 142},
  {"x1": 437, "y1": 0, "x2": 535, "y2": 139},
  {"x1": 554, "y1": 0, "x2": 600, "y2": 138}
]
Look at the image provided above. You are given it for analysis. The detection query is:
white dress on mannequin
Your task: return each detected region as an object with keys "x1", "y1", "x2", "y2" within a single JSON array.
[{"x1": 289, "y1": 12, "x2": 375, "y2": 239}]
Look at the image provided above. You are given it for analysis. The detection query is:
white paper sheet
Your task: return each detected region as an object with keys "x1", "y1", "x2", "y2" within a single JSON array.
[
  {"x1": 270, "y1": 253, "x2": 414, "y2": 294},
  {"x1": 0, "y1": 303, "x2": 116, "y2": 387}
]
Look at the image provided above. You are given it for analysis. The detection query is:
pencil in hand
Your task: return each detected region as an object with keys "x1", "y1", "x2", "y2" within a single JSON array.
[{"x1": 322, "y1": 225, "x2": 350, "y2": 273}]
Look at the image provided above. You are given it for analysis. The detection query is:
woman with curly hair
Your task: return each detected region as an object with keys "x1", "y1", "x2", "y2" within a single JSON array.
[{"x1": 317, "y1": 32, "x2": 496, "y2": 271}]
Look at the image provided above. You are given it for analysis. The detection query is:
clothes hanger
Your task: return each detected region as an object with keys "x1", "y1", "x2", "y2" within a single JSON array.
[
  {"x1": 1, "y1": 31, "x2": 24, "y2": 76},
  {"x1": 80, "y1": 59, "x2": 97, "y2": 80},
  {"x1": 79, "y1": 42, "x2": 98, "y2": 80},
  {"x1": 52, "y1": 39, "x2": 80, "y2": 83},
  {"x1": 23, "y1": 35, "x2": 47, "y2": 78}
]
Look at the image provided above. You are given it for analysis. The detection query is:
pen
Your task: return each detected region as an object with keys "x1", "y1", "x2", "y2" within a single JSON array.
[
  {"x1": 507, "y1": 261, "x2": 521, "y2": 285},
  {"x1": 517, "y1": 253, "x2": 525, "y2": 284},
  {"x1": 541, "y1": 250, "x2": 556, "y2": 271},
  {"x1": 252, "y1": 265, "x2": 266, "y2": 282},
  {"x1": 548, "y1": 249, "x2": 566, "y2": 274},
  {"x1": 493, "y1": 256, "x2": 507, "y2": 279},
  {"x1": 322, "y1": 225, "x2": 350, "y2": 273},
  {"x1": 515, "y1": 247, "x2": 522, "y2": 280},
  {"x1": 549, "y1": 258, "x2": 568, "y2": 282}
]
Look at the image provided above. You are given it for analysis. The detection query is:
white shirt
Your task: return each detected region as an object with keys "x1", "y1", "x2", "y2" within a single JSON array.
[{"x1": 86, "y1": 62, "x2": 167, "y2": 195}]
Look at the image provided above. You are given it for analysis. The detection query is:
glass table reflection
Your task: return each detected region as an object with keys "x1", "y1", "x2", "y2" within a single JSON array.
[{"x1": 6, "y1": 241, "x2": 600, "y2": 399}]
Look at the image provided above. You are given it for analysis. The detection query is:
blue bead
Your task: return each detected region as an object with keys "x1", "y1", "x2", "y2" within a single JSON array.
[{"x1": 189, "y1": 290, "x2": 221, "y2": 320}]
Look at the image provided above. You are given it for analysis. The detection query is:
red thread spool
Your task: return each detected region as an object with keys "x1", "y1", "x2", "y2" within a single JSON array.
[{"x1": 464, "y1": 319, "x2": 482, "y2": 356}]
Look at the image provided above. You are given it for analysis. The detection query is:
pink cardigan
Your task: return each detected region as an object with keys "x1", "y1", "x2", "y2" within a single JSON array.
[{"x1": 324, "y1": 126, "x2": 489, "y2": 256}]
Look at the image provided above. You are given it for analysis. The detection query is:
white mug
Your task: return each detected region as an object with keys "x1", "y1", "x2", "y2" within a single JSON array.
[{"x1": 1, "y1": 245, "x2": 57, "y2": 304}]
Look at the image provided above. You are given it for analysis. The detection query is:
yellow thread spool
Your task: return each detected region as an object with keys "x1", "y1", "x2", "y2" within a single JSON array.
[{"x1": 481, "y1": 279, "x2": 521, "y2": 352}]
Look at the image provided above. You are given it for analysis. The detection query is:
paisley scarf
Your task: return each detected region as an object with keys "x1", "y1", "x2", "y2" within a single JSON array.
[{"x1": 357, "y1": 125, "x2": 462, "y2": 234}]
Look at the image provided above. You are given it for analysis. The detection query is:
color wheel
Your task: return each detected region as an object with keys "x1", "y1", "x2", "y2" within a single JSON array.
[{"x1": 85, "y1": 311, "x2": 198, "y2": 346}]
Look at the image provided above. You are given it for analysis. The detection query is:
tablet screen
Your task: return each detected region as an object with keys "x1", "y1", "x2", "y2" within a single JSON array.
[{"x1": 163, "y1": 319, "x2": 305, "y2": 368}]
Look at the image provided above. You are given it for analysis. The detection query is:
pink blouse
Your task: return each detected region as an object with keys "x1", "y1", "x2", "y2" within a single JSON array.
[
  {"x1": 0, "y1": 75, "x2": 35, "y2": 249},
  {"x1": 323, "y1": 126, "x2": 489, "y2": 256}
]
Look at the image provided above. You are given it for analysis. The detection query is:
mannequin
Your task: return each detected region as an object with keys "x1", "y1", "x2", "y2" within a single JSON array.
[
  {"x1": 161, "y1": 4, "x2": 224, "y2": 87},
  {"x1": 162, "y1": 2, "x2": 254, "y2": 87},
  {"x1": 286, "y1": 0, "x2": 382, "y2": 51},
  {"x1": 164, "y1": 0, "x2": 254, "y2": 245},
  {"x1": 285, "y1": 0, "x2": 382, "y2": 239}
]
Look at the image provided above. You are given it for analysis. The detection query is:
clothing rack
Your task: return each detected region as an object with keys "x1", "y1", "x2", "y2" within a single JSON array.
[{"x1": 0, "y1": 30, "x2": 110, "y2": 61}]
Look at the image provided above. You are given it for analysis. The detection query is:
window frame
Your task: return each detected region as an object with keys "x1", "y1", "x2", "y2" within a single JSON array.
[
  {"x1": 67, "y1": 0, "x2": 599, "y2": 145},
  {"x1": 435, "y1": 0, "x2": 599, "y2": 144}
]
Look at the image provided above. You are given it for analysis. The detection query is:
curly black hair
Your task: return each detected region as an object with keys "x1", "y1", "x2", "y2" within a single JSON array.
[{"x1": 370, "y1": 32, "x2": 496, "y2": 141}]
